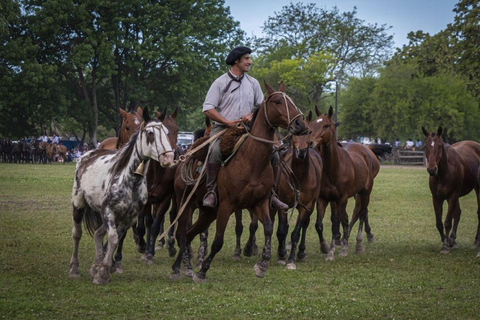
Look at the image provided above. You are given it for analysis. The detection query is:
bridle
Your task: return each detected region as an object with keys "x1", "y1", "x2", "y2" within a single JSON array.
[{"x1": 244, "y1": 91, "x2": 304, "y2": 145}]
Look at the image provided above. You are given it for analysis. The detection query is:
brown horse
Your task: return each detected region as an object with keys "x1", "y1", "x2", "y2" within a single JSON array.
[
  {"x1": 134, "y1": 108, "x2": 181, "y2": 264},
  {"x1": 310, "y1": 106, "x2": 390, "y2": 260},
  {"x1": 98, "y1": 107, "x2": 143, "y2": 150},
  {"x1": 422, "y1": 126, "x2": 480, "y2": 256},
  {"x1": 46, "y1": 143, "x2": 68, "y2": 163},
  {"x1": 274, "y1": 111, "x2": 324, "y2": 270},
  {"x1": 171, "y1": 82, "x2": 307, "y2": 283}
]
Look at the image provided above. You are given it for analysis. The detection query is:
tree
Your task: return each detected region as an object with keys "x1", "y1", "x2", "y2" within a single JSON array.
[{"x1": 251, "y1": 3, "x2": 393, "y2": 111}]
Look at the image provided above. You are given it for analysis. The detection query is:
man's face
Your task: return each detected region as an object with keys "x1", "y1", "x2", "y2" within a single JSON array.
[{"x1": 235, "y1": 54, "x2": 252, "y2": 73}]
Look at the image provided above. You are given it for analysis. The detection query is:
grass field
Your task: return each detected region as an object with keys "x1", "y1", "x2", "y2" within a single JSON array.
[{"x1": 0, "y1": 163, "x2": 479, "y2": 319}]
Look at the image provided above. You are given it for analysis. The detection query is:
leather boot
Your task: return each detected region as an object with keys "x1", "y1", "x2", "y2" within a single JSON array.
[
  {"x1": 203, "y1": 162, "x2": 222, "y2": 208},
  {"x1": 270, "y1": 165, "x2": 288, "y2": 210}
]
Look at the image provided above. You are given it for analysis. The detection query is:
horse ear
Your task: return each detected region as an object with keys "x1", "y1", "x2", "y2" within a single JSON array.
[
  {"x1": 264, "y1": 81, "x2": 274, "y2": 94},
  {"x1": 171, "y1": 107, "x2": 178, "y2": 120},
  {"x1": 437, "y1": 126, "x2": 442, "y2": 137},
  {"x1": 142, "y1": 106, "x2": 151, "y2": 122},
  {"x1": 307, "y1": 110, "x2": 313, "y2": 122},
  {"x1": 421, "y1": 127, "x2": 429, "y2": 137},
  {"x1": 158, "y1": 108, "x2": 166, "y2": 122},
  {"x1": 155, "y1": 110, "x2": 161, "y2": 118},
  {"x1": 279, "y1": 81, "x2": 285, "y2": 92},
  {"x1": 119, "y1": 108, "x2": 127, "y2": 118},
  {"x1": 335, "y1": 122, "x2": 341, "y2": 128},
  {"x1": 328, "y1": 106, "x2": 333, "y2": 118},
  {"x1": 315, "y1": 105, "x2": 321, "y2": 117}
]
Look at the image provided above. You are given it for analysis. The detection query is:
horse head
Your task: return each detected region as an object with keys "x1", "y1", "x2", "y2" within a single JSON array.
[
  {"x1": 140, "y1": 107, "x2": 175, "y2": 168},
  {"x1": 422, "y1": 126, "x2": 444, "y2": 176},
  {"x1": 263, "y1": 81, "x2": 306, "y2": 135},
  {"x1": 309, "y1": 105, "x2": 336, "y2": 148},
  {"x1": 292, "y1": 110, "x2": 314, "y2": 160},
  {"x1": 119, "y1": 107, "x2": 143, "y2": 145},
  {"x1": 155, "y1": 107, "x2": 179, "y2": 148}
]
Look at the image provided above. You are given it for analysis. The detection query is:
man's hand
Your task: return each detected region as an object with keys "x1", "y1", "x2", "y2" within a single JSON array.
[{"x1": 241, "y1": 112, "x2": 254, "y2": 126}]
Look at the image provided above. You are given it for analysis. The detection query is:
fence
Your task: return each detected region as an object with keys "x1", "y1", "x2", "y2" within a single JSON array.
[{"x1": 393, "y1": 147, "x2": 425, "y2": 166}]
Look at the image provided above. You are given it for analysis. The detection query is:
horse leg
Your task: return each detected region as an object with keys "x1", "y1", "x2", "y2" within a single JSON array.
[
  {"x1": 286, "y1": 216, "x2": 304, "y2": 270},
  {"x1": 315, "y1": 198, "x2": 330, "y2": 254},
  {"x1": 297, "y1": 216, "x2": 310, "y2": 262},
  {"x1": 93, "y1": 212, "x2": 120, "y2": 285},
  {"x1": 474, "y1": 188, "x2": 480, "y2": 250},
  {"x1": 253, "y1": 201, "x2": 274, "y2": 279},
  {"x1": 433, "y1": 197, "x2": 447, "y2": 253},
  {"x1": 233, "y1": 209, "x2": 243, "y2": 261},
  {"x1": 338, "y1": 199, "x2": 350, "y2": 257},
  {"x1": 135, "y1": 204, "x2": 149, "y2": 254},
  {"x1": 276, "y1": 208, "x2": 289, "y2": 263},
  {"x1": 446, "y1": 197, "x2": 460, "y2": 249},
  {"x1": 326, "y1": 202, "x2": 339, "y2": 261},
  {"x1": 145, "y1": 200, "x2": 170, "y2": 264},
  {"x1": 112, "y1": 228, "x2": 128, "y2": 273},
  {"x1": 194, "y1": 204, "x2": 233, "y2": 284},
  {"x1": 90, "y1": 222, "x2": 107, "y2": 278},
  {"x1": 69, "y1": 206, "x2": 84, "y2": 278},
  {"x1": 243, "y1": 212, "x2": 259, "y2": 257},
  {"x1": 352, "y1": 192, "x2": 370, "y2": 254},
  {"x1": 171, "y1": 202, "x2": 194, "y2": 280},
  {"x1": 197, "y1": 229, "x2": 208, "y2": 268},
  {"x1": 166, "y1": 200, "x2": 178, "y2": 258}
]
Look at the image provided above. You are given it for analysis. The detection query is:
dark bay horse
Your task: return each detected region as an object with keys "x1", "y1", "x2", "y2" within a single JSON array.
[
  {"x1": 135, "y1": 108, "x2": 182, "y2": 264},
  {"x1": 274, "y1": 111, "x2": 324, "y2": 270},
  {"x1": 172, "y1": 82, "x2": 307, "y2": 283},
  {"x1": 422, "y1": 126, "x2": 480, "y2": 256},
  {"x1": 69, "y1": 107, "x2": 175, "y2": 284},
  {"x1": 310, "y1": 106, "x2": 390, "y2": 260},
  {"x1": 98, "y1": 107, "x2": 143, "y2": 150}
]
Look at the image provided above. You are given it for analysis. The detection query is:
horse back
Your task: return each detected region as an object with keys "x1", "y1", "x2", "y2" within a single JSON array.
[
  {"x1": 344, "y1": 143, "x2": 380, "y2": 179},
  {"x1": 451, "y1": 141, "x2": 480, "y2": 194},
  {"x1": 98, "y1": 137, "x2": 118, "y2": 150}
]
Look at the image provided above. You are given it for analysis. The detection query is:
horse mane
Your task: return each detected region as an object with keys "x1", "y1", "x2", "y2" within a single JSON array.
[
  {"x1": 194, "y1": 129, "x2": 206, "y2": 141},
  {"x1": 110, "y1": 131, "x2": 140, "y2": 176},
  {"x1": 250, "y1": 107, "x2": 260, "y2": 127}
]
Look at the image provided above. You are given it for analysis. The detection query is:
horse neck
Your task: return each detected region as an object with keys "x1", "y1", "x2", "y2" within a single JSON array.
[
  {"x1": 438, "y1": 143, "x2": 450, "y2": 176},
  {"x1": 113, "y1": 133, "x2": 145, "y2": 181},
  {"x1": 241, "y1": 107, "x2": 277, "y2": 169},
  {"x1": 318, "y1": 137, "x2": 342, "y2": 178},
  {"x1": 291, "y1": 150, "x2": 310, "y2": 177}
]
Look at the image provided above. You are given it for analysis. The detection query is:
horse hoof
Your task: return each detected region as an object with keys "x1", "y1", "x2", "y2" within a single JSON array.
[
  {"x1": 168, "y1": 246, "x2": 177, "y2": 258},
  {"x1": 286, "y1": 242, "x2": 292, "y2": 250},
  {"x1": 252, "y1": 245, "x2": 259, "y2": 256},
  {"x1": 181, "y1": 267, "x2": 194, "y2": 278},
  {"x1": 254, "y1": 263, "x2": 267, "y2": 278},
  {"x1": 92, "y1": 274, "x2": 110, "y2": 285},
  {"x1": 136, "y1": 244, "x2": 146, "y2": 254},
  {"x1": 339, "y1": 248, "x2": 349, "y2": 257},
  {"x1": 325, "y1": 253, "x2": 335, "y2": 261},
  {"x1": 297, "y1": 253, "x2": 306, "y2": 262},
  {"x1": 69, "y1": 272, "x2": 81, "y2": 278},
  {"x1": 243, "y1": 247, "x2": 254, "y2": 257},
  {"x1": 155, "y1": 244, "x2": 163, "y2": 252},
  {"x1": 472, "y1": 242, "x2": 480, "y2": 249},
  {"x1": 440, "y1": 248, "x2": 450, "y2": 254},
  {"x1": 320, "y1": 242, "x2": 331, "y2": 254},
  {"x1": 169, "y1": 272, "x2": 182, "y2": 281},
  {"x1": 286, "y1": 263, "x2": 296, "y2": 270},
  {"x1": 193, "y1": 273, "x2": 206, "y2": 284},
  {"x1": 277, "y1": 259, "x2": 286, "y2": 266},
  {"x1": 356, "y1": 244, "x2": 366, "y2": 254},
  {"x1": 232, "y1": 254, "x2": 241, "y2": 261},
  {"x1": 476, "y1": 251, "x2": 480, "y2": 258},
  {"x1": 367, "y1": 234, "x2": 375, "y2": 243},
  {"x1": 145, "y1": 259, "x2": 154, "y2": 265}
]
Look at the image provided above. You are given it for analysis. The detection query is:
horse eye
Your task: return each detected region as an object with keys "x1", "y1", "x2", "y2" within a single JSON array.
[
  {"x1": 324, "y1": 124, "x2": 329, "y2": 129},
  {"x1": 126, "y1": 127, "x2": 130, "y2": 131},
  {"x1": 273, "y1": 100, "x2": 280, "y2": 104}
]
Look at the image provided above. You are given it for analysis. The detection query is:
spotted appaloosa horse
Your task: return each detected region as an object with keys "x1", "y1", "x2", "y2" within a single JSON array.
[
  {"x1": 422, "y1": 126, "x2": 480, "y2": 256},
  {"x1": 68, "y1": 107, "x2": 175, "y2": 284},
  {"x1": 310, "y1": 106, "x2": 391, "y2": 260},
  {"x1": 172, "y1": 82, "x2": 307, "y2": 283},
  {"x1": 98, "y1": 107, "x2": 143, "y2": 150}
]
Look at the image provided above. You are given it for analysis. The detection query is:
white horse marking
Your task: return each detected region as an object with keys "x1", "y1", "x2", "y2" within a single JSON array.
[{"x1": 316, "y1": 118, "x2": 323, "y2": 123}]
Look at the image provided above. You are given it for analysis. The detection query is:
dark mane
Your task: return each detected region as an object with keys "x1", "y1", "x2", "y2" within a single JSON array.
[
  {"x1": 250, "y1": 106, "x2": 260, "y2": 127},
  {"x1": 194, "y1": 129, "x2": 206, "y2": 141},
  {"x1": 110, "y1": 131, "x2": 139, "y2": 176}
]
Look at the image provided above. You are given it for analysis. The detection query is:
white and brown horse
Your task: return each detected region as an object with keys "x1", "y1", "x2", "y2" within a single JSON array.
[{"x1": 68, "y1": 107, "x2": 175, "y2": 284}]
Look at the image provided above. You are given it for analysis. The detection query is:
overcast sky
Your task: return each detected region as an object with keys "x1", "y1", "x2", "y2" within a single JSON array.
[{"x1": 223, "y1": 0, "x2": 457, "y2": 48}]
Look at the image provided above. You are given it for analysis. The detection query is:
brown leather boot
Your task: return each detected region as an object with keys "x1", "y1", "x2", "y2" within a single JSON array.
[
  {"x1": 270, "y1": 165, "x2": 288, "y2": 210},
  {"x1": 202, "y1": 162, "x2": 222, "y2": 208}
]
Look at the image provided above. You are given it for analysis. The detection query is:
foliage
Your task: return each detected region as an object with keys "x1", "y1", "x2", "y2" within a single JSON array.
[
  {"x1": 0, "y1": 0, "x2": 244, "y2": 140},
  {"x1": 1, "y1": 164, "x2": 480, "y2": 319},
  {"x1": 250, "y1": 3, "x2": 393, "y2": 111}
]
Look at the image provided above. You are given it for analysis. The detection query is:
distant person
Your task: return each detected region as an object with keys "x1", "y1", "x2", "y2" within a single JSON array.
[
  {"x1": 51, "y1": 133, "x2": 60, "y2": 152},
  {"x1": 405, "y1": 138, "x2": 414, "y2": 149},
  {"x1": 415, "y1": 139, "x2": 422, "y2": 149},
  {"x1": 348, "y1": 138, "x2": 354, "y2": 143},
  {"x1": 395, "y1": 138, "x2": 401, "y2": 148},
  {"x1": 41, "y1": 134, "x2": 48, "y2": 143}
]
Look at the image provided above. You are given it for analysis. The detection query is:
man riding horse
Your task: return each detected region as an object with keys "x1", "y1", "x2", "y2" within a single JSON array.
[{"x1": 201, "y1": 46, "x2": 288, "y2": 210}]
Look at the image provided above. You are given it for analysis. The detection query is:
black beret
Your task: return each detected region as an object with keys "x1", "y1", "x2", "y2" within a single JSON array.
[{"x1": 225, "y1": 46, "x2": 251, "y2": 66}]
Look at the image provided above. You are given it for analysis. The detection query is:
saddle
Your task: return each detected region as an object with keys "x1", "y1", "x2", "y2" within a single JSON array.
[{"x1": 220, "y1": 126, "x2": 247, "y2": 161}]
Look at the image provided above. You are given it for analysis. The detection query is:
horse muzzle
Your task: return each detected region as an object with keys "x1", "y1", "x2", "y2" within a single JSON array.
[
  {"x1": 159, "y1": 151, "x2": 175, "y2": 168},
  {"x1": 288, "y1": 118, "x2": 307, "y2": 135},
  {"x1": 295, "y1": 148, "x2": 308, "y2": 160},
  {"x1": 427, "y1": 166, "x2": 438, "y2": 177}
]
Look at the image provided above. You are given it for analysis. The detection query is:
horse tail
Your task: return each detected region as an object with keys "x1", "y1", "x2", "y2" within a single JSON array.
[
  {"x1": 367, "y1": 144, "x2": 392, "y2": 161},
  {"x1": 83, "y1": 206, "x2": 103, "y2": 236}
]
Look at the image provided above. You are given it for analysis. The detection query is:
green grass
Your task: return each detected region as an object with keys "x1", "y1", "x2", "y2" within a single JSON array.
[{"x1": 1, "y1": 163, "x2": 479, "y2": 319}]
